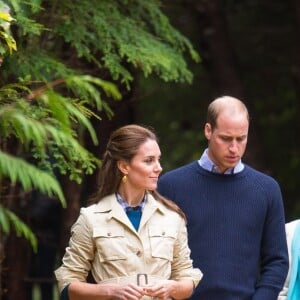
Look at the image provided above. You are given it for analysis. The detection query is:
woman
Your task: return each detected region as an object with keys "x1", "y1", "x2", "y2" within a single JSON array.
[
  {"x1": 55, "y1": 124, "x2": 202, "y2": 300},
  {"x1": 278, "y1": 219, "x2": 300, "y2": 300}
]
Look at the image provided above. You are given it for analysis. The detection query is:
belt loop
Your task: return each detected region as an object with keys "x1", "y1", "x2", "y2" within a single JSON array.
[{"x1": 137, "y1": 273, "x2": 148, "y2": 286}]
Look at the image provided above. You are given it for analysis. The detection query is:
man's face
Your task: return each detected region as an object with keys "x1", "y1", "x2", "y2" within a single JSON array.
[{"x1": 205, "y1": 111, "x2": 249, "y2": 173}]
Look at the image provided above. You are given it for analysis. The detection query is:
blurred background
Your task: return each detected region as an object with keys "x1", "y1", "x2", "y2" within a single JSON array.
[{"x1": 0, "y1": 0, "x2": 299, "y2": 299}]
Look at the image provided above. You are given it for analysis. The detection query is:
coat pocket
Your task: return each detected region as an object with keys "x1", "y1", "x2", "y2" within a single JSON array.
[
  {"x1": 93, "y1": 226, "x2": 127, "y2": 261},
  {"x1": 148, "y1": 225, "x2": 177, "y2": 261}
]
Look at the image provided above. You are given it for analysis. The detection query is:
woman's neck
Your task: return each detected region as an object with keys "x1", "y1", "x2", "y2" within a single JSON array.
[{"x1": 117, "y1": 188, "x2": 145, "y2": 207}]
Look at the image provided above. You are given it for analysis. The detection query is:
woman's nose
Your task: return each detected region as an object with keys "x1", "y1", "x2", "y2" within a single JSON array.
[{"x1": 155, "y1": 161, "x2": 163, "y2": 172}]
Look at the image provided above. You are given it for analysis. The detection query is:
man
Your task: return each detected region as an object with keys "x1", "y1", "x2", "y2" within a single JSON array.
[{"x1": 158, "y1": 96, "x2": 288, "y2": 300}]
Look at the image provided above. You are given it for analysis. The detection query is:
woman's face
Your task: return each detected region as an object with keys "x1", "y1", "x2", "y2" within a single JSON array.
[{"x1": 124, "y1": 139, "x2": 162, "y2": 191}]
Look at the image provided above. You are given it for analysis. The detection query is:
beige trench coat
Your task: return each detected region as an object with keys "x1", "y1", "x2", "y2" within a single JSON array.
[{"x1": 55, "y1": 193, "x2": 202, "y2": 293}]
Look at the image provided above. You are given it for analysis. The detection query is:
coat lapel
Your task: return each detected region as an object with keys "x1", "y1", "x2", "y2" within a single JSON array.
[
  {"x1": 93, "y1": 193, "x2": 167, "y2": 234},
  {"x1": 139, "y1": 192, "x2": 166, "y2": 230},
  {"x1": 94, "y1": 194, "x2": 134, "y2": 231}
]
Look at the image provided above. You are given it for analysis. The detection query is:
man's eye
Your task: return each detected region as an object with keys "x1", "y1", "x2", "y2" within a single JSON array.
[
  {"x1": 237, "y1": 137, "x2": 246, "y2": 143},
  {"x1": 221, "y1": 137, "x2": 231, "y2": 142}
]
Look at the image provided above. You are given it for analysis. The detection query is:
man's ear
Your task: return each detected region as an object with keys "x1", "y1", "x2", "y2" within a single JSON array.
[
  {"x1": 117, "y1": 160, "x2": 129, "y2": 175},
  {"x1": 204, "y1": 123, "x2": 212, "y2": 140}
]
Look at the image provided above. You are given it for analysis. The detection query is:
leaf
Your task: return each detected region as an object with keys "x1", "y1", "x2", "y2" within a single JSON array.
[
  {"x1": 0, "y1": 150, "x2": 66, "y2": 207},
  {"x1": 0, "y1": 205, "x2": 38, "y2": 252}
]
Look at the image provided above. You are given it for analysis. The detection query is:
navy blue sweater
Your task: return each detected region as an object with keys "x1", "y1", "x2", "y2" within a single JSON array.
[{"x1": 158, "y1": 161, "x2": 288, "y2": 300}]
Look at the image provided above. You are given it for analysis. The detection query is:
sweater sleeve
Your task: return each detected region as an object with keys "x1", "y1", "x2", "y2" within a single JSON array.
[
  {"x1": 253, "y1": 180, "x2": 289, "y2": 299},
  {"x1": 253, "y1": 287, "x2": 281, "y2": 300}
]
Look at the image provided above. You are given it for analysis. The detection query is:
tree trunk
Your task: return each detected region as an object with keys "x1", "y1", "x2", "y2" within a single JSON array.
[
  {"x1": 2, "y1": 235, "x2": 31, "y2": 300},
  {"x1": 0, "y1": 139, "x2": 32, "y2": 300},
  {"x1": 1, "y1": 185, "x2": 31, "y2": 300},
  {"x1": 290, "y1": 0, "x2": 300, "y2": 96},
  {"x1": 58, "y1": 177, "x2": 82, "y2": 254},
  {"x1": 0, "y1": 236, "x2": 5, "y2": 299},
  {"x1": 193, "y1": 0, "x2": 244, "y2": 98},
  {"x1": 286, "y1": 0, "x2": 300, "y2": 213},
  {"x1": 192, "y1": 0, "x2": 266, "y2": 171}
]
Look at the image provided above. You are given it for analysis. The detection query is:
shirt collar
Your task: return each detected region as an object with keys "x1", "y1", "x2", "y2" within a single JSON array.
[
  {"x1": 116, "y1": 192, "x2": 146, "y2": 211},
  {"x1": 198, "y1": 148, "x2": 244, "y2": 174}
]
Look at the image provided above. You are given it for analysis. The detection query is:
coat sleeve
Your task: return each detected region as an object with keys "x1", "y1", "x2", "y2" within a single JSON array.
[
  {"x1": 170, "y1": 216, "x2": 203, "y2": 288},
  {"x1": 54, "y1": 208, "x2": 95, "y2": 292}
]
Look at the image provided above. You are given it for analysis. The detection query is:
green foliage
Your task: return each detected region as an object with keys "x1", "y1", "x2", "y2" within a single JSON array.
[
  {"x1": 0, "y1": 0, "x2": 200, "y2": 252},
  {"x1": 1, "y1": 0, "x2": 200, "y2": 87},
  {"x1": 0, "y1": 77, "x2": 119, "y2": 186},
  {"x1": 65, "y1": 75, "x2": 122, "y2": 117},
  {"x1": 0, "y1": 1, "x2": 17, "y2": 58},
  {"x1": 0, "y1": 77, "x2": 120, "y2": 248},
  {"x1": 7, "y1": 0, "x2": 44, "y2": 35},
  {"x1": 0, "y1": 204, "x2": 37, "y2": 252},
  {"x1": 37, "y1": 0, "x2": 199, "y2": 87},
  {"x1": 0, "y1": 151, "x2": 65, "y2": 204}
]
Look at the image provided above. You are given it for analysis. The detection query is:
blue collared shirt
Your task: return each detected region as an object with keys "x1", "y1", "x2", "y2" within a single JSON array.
[{"x1": 198, "y1": 148, "x2": 244, "y2": 174}]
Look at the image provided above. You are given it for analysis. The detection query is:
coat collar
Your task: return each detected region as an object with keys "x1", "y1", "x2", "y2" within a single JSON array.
[
  {"x1": 93, "y1": 192, "x2": 167, "y2": 233},
  {"x1": 93, "y1": 192, "x2": 166, "y2": 212}
]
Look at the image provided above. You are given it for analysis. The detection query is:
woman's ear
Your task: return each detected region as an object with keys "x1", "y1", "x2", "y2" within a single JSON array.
[{"x1": 117, "y1": 160, "x2": 129, "y2": 175}]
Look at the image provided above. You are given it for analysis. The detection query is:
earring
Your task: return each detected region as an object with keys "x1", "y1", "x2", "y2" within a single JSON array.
[{"x1": 122, "y1": 175, "x2": 127, "y2": 183}]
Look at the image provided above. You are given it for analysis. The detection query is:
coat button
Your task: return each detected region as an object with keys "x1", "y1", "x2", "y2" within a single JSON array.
[
  {"x1": 107, "y1": 232, "x2": 111, "y2": 236},
  {"x1": 136, "y1": 250, "x2": 142, "y2": 256}
]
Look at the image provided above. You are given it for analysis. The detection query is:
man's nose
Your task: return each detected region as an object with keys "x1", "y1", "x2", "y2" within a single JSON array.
[{"x1": 229, "y1": 140, "x2": 238, "y2": 152}]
